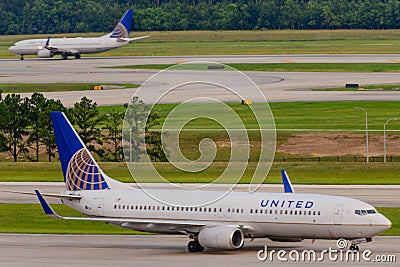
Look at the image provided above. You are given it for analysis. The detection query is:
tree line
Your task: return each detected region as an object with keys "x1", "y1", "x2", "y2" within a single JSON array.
[
  {"x1": 1, "y1": 0, "x2": 400, "y2": 35},
  {"x1": 0, "y1": 92, "x2": 166, "y2": 163}
]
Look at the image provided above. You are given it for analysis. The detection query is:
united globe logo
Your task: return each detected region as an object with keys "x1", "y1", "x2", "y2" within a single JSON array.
[{"x1": 66, "y1": 148, "x2": 109, "y2": 190}]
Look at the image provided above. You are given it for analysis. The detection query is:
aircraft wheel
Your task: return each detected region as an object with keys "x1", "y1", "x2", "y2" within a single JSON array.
[
  {"x1": 20, "y1": 55, "x2": 24, "y2": 60},
  {"x1": 74, "y1": 54, "x2": 81, "y2": 59},
  {"x1": 61, "y1": 54, "x2": 68, "y2": 60},
  {"x1": 187, "y1": 240, "x2": 204, "y2": 253},
  {"x1": 349, "y1": 244, "x2": 359, "y2": 251}
]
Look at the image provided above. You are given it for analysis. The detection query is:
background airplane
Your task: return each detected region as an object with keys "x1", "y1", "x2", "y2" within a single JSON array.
[
  {"x1": 8, "y1": 10, "x2": 148, "y2": 60},
  {"x1": 31, "y1": 111, "x2": 391, "y2": 253}
]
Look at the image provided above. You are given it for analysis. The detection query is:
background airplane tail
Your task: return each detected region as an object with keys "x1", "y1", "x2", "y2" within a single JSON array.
[
  {"x1": 110, "y1": 9, "x2": 133, "y2": 39},
  {"x1": 51, "y1": 112, "x2": 129, "y2": 191}
]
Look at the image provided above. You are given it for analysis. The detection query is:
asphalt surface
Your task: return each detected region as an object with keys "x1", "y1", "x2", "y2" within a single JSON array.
[
  {"x1": 1, "y1": 55, "x2": 400, "y2": 106},
  {"x1": 0, "y1": 234, "x2": 398, "y2": 267}
]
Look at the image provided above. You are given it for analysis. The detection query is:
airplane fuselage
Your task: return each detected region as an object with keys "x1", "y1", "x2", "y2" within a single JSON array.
[
  {"x1": 9, "y1": 35, "x2": 128, "y2": 57},
  {"x1": 63, "y1": 188, "x2": 391, "y2": 240}
]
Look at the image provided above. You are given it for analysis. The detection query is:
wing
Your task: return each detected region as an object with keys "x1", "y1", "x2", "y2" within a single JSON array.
[{"x1": 35, "y1": 190, "x2": 254, "y2": 235}]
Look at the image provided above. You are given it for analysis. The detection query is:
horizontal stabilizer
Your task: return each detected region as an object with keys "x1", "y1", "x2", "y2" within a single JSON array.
[
  {"x1": 1, "y1": 190, "x2": 82, "y2": 199},
  {"x1": 120, "y1": 35, "x2": 150, "y2": 42}
]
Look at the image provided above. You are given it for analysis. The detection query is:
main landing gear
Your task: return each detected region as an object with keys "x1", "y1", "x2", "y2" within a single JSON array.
[
  {"x1": 187, "y1": 240, "x2": 204, "y2": 253},
  {"x1": 20, "y1": 55, "x2": 24, "y2": 60}
]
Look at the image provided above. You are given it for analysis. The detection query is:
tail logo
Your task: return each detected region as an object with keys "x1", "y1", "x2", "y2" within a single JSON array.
[
  {"x1": 110, "y1": 23, "x2": 129, "y2": 39},
  {"x1": 66, "y1": 148, "x2": 109, "y2": 190}
]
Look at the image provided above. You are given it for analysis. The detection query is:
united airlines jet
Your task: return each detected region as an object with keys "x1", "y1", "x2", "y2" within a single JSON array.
[
  {"x1": 8, "y1": 10, "x2": 148, "y2": 60},
  {"x1": 32, "y1": 112, "x2": 391, "y2": 252}
]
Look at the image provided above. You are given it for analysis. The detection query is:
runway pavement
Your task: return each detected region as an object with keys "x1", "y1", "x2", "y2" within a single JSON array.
[
  {"x1": 1, "y1": 182, "x2": 399, "y2": 207},
  {"x1": 1, "y1": 55, "x2": 400, "y2": 106},
  {"x1": 0, "y1": 234, "x2": 397, "y2": 267}
]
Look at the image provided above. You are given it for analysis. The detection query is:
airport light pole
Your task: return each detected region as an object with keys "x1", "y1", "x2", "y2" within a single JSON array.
[
  {"x1": 384, "y1": 117, "x2": 397, "y2": 163},
  {"x1": 355, "y1": 107, "x2": 369, "y2": 162}
]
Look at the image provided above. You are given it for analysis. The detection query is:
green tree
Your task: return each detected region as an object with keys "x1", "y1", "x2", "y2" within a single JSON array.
[
  {"x1": 69, "y1": 97, "x2": 101, "y2": 151},
  {"x1": 145, "y1": 112, "x2": 168, "y2": 162},
  {"x1": 0, "y1": 93, "x2": 30, "y2": 162},
  {"x1": 28, "y1": 93, "x2": 65, "y2": 162},
  {"x1": 102, "y1": 109, "x2": 124, "y2": 161},
  {"x1": 124, "y1": 96, "x2": 151, "y2": 162}
]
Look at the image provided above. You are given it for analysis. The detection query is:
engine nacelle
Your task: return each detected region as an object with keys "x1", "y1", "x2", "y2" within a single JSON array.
[
  {"x1": 37, "y1": 49, "x2": 52, "y2": 58},
  {"x1": 198, "y1": 226, "x2": 244, "y2": 249}
]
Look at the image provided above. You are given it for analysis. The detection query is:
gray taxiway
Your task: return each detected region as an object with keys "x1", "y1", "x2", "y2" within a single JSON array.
[
  {"x1": 1, "y1": 55, "x2": 400, "y2": 106},
  {"x1": 0, "y1": 234, "x2": 398, "y2": 267}
]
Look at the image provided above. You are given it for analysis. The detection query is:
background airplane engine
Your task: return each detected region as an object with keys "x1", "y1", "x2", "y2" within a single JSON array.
[
  {"x1": 37, "y1": 49, "x2": 52, "y2": 58},
  {"x1": 198, "y1": 226, "x2": 244, "y2": 249}
]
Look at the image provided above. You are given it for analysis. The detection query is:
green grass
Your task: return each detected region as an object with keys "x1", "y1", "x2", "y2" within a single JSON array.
[
  {"x1": 0, "y1": 203, "x2": 139, "y2": 234},
  {"x1": 1, "y1": 162, "x2": 400, "y2": 184},
  {"x1": 0, "y1": 203, "x2": 397, "y2": 235},
  {"x1": 0, "y1": 83, "x2": 139, "y2": 93},
  {"x1": 116, "y1": 101, "x2": 400, "y2": 131},
  {"x1": 377, "y1": 208, "x2": 400, "y2": 236},
  {"x1": 111, "y1": 63, "x2": 400, "y2": 73},
  {"x1": 1, "y1": 30, "x2": 400, "y2": 58}
]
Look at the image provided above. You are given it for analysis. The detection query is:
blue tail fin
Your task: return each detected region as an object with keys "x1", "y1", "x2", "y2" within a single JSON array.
[
  {"x1": 281, "y1": 170, "x2": 295, "y2": 193},
  {"x1": 110, "y1": 9, "x2": 133, "y2": 39},
  {"x1": 51, "y1": 112, "x2": 109, "y2": 191}
]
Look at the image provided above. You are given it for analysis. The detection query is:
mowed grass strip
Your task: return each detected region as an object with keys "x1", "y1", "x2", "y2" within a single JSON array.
[
  {"x1": 110, "y1": 63, "x2": 400, "y2": 73},
  {"x1": 0, "y1": 203, "x2": 140, "y2": 234},
  {"x1": 0, "y1": 203, "x2": 397, "y2": 235},
  {"x1": 110, "y1": 101, "x2": 400, "y2": 131},
  {"x1": 2, "y1": 30, "x2": 400, "y2": 58},
  {"x1": 1, "y1": 162, "x2": 400, "y2": 184},
  {"x1": 0, "y1": 83, "x2": 139, "y2": 93}
]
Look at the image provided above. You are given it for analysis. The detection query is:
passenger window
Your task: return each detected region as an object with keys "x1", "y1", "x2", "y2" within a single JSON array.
[
  {"x1": 317, "y1": 211, "x2": 321, "y2": 216},
  {"x1": 237, "y1": 209, "x2": 240, "y2": 213},
  {"x1": 299, "y1": 211, "x2": 302, "y2": 215},
  {"x1": 228, "y1": 208, "x2": 230, "y2": 212},
  {"x1": 250, "y1": 209, "x2": 253, "y2": 214},
  {"x1": 285, "y1": 210, "x2": 288, "y2": 215}
]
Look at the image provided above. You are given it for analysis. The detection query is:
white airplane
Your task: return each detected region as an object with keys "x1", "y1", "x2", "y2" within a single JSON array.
[
  {"x1": 31, "y1": 112, "x2": 390, "y2": 253},
  {"x1": 8, "y1": 10, "x2": 148, "y2": 60}
]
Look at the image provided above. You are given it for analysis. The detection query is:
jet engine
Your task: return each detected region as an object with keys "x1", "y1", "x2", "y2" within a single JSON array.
[
  {"x1": 37, "y1": 49, "x2": 52, "y2": 58},
  {"x1": 198, "y1": 226, "x2": 244, "y2": 249}
]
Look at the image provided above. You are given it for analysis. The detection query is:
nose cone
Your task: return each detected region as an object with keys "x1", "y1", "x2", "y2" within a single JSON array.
[
  {"x1": 8, "y1": 45, "x2": 17, "y2": 54},
  {"x1": 374, "y1": 214, "x2": 392, "y2": 235}
]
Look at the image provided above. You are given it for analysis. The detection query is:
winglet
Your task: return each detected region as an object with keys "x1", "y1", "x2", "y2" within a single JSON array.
[
  {"x1": 35, "y1": 190, "x2": 62, "y2": 219},
  {"x1": 281, "y1": 170, "x2": 295, "y2": 193},
  {"x1": 45, "y1": 37, "x2": 50, "y2": 47}
]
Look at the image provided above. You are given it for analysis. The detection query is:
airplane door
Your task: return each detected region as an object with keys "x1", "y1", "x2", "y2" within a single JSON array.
[
  {"x1": 334, "y1": 204, "x2": 343, "y2": 225},
  {"x1": 96, "y1": 197, "x2": 104, "y2": 216}
]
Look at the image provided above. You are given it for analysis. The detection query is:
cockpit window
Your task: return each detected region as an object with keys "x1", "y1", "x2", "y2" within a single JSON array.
[{"x1": 355, "y1": 209, "x2": 376, "y2": 216}]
